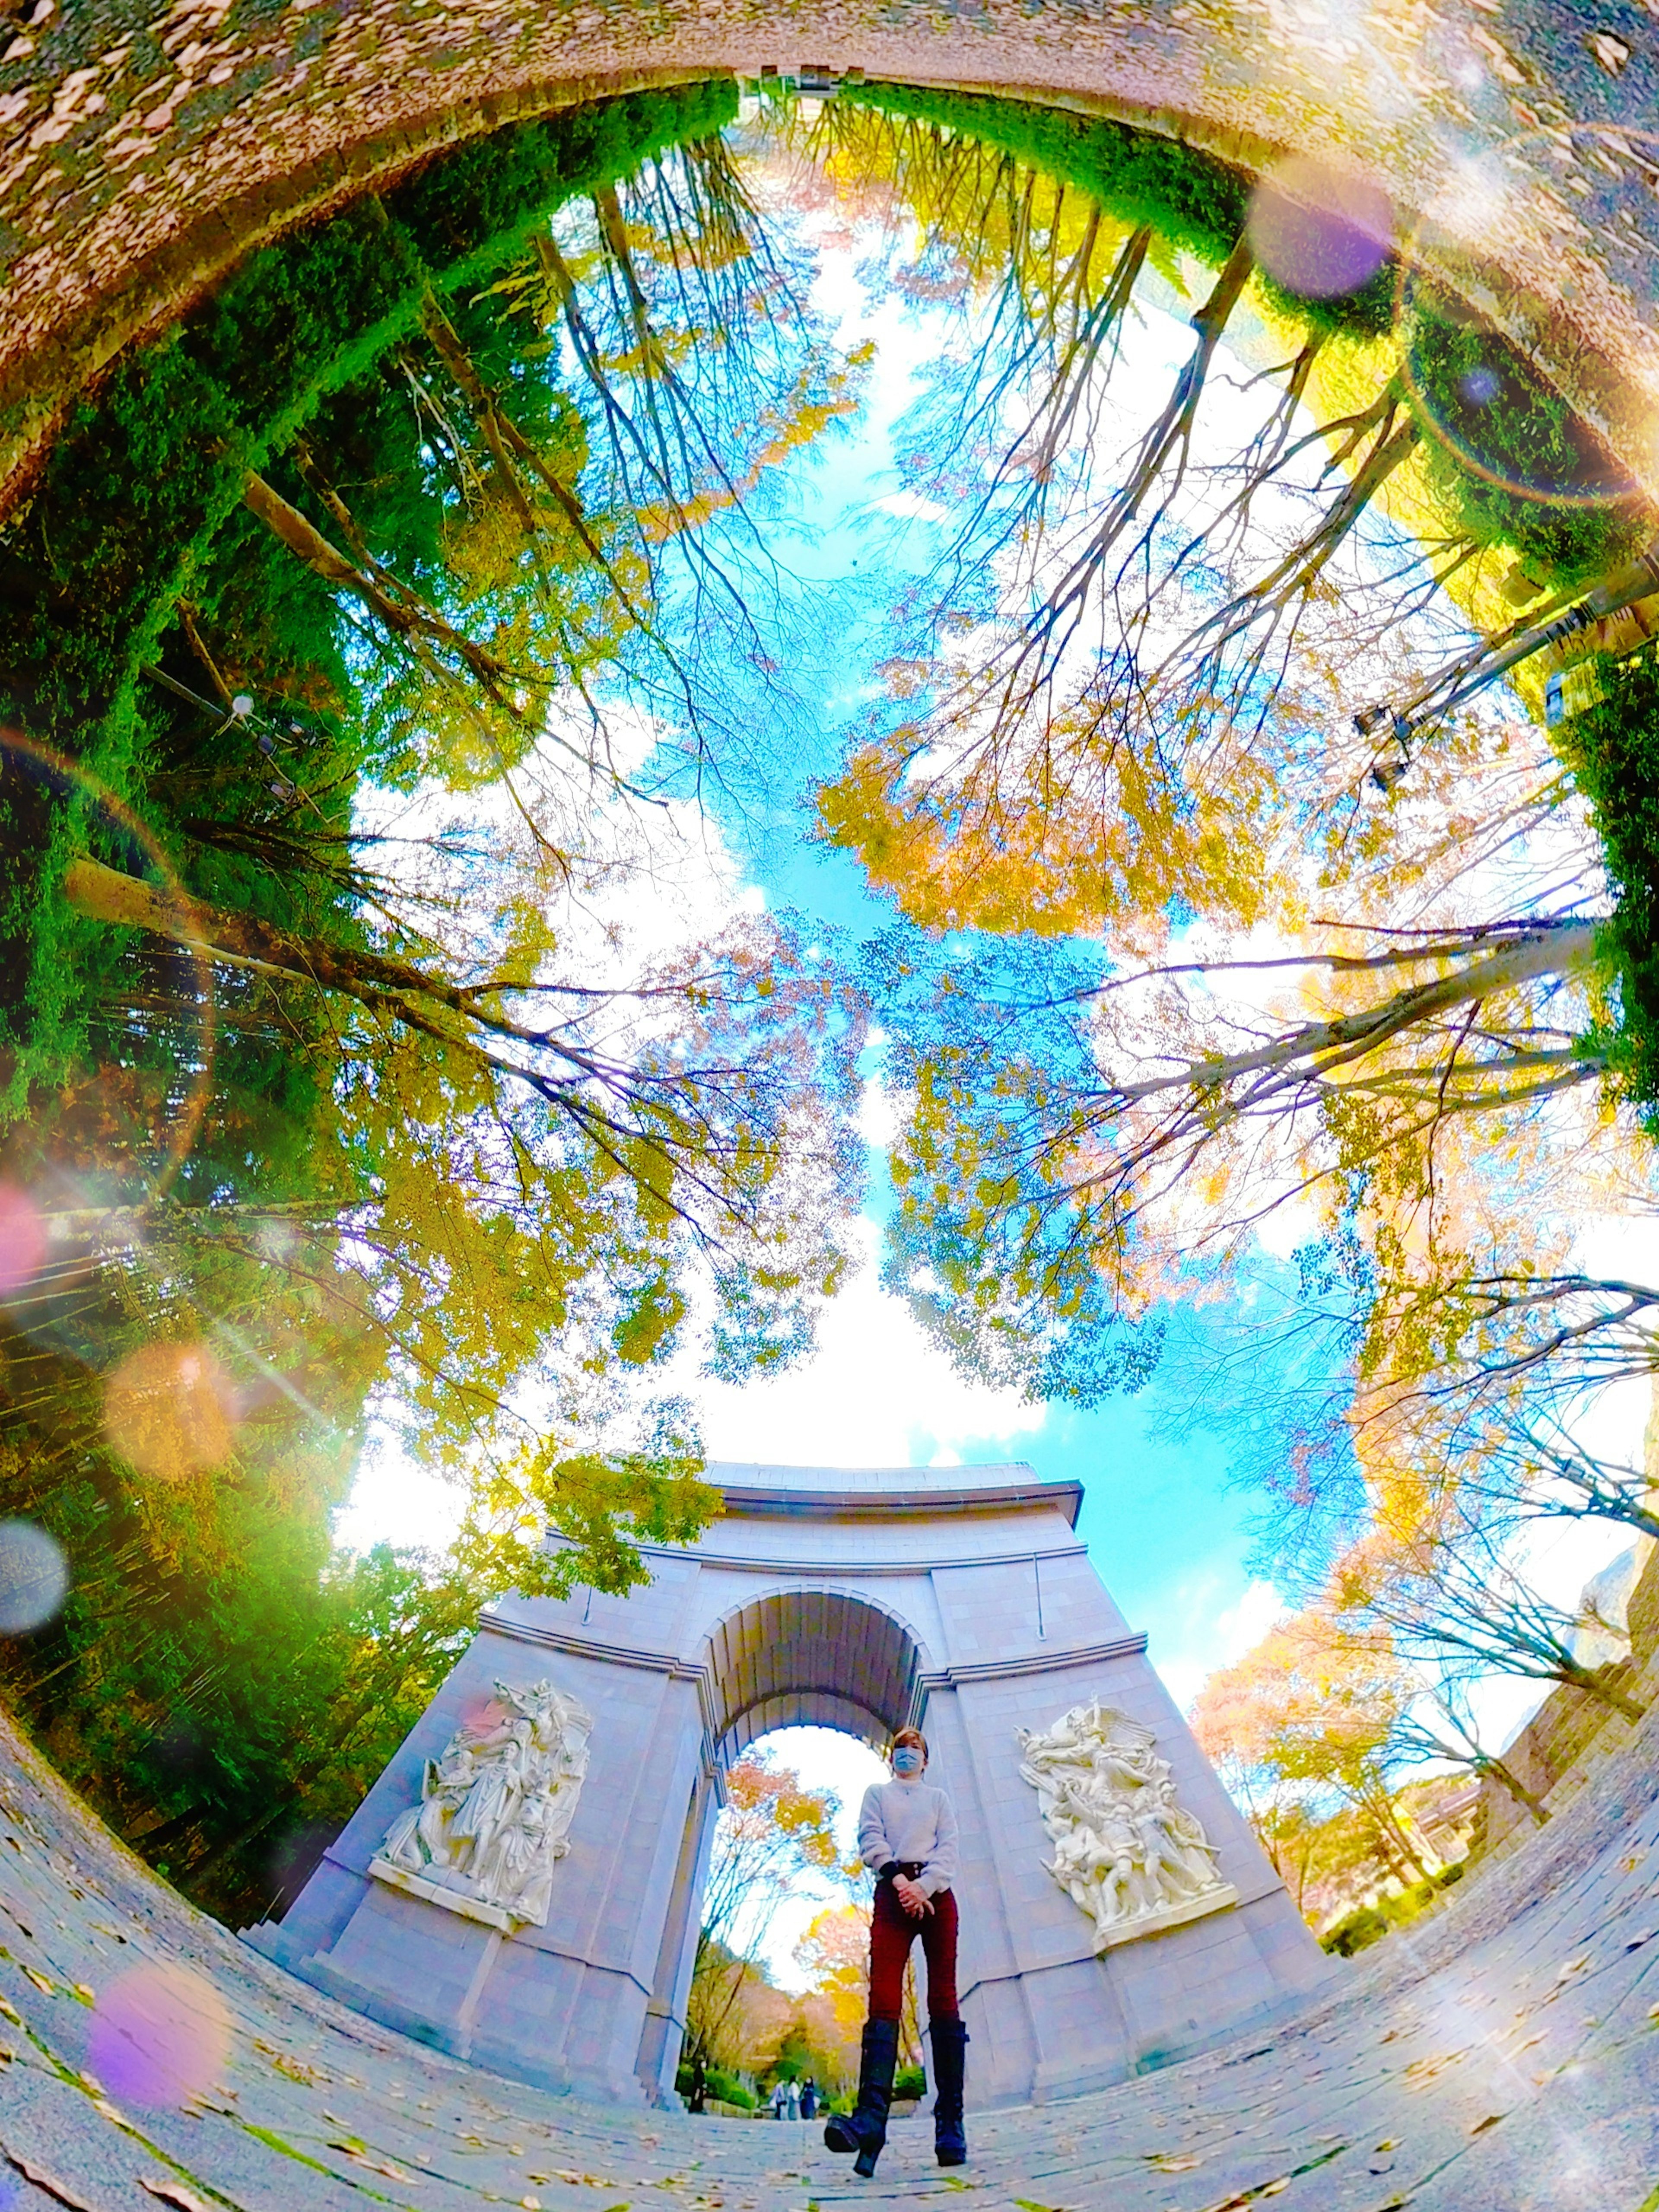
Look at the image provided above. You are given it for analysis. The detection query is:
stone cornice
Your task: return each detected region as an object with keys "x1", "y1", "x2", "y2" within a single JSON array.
[
  {"x1": 919, "y1": 1633, "x2": 1149, "y2": 1691},
  {"x1": 479, "y1": 1612, "x2": 709, "y2": 1681},
  {"x1": 631, "y1": 1539, "x2": 1092, "y2": 1576},
  {"x1": 712, "y1": 1477, "x2": 1084, "y2": 1526},
  {"x1": 479, "y1": 1611, "x2": 1151, "y2": 1698}
]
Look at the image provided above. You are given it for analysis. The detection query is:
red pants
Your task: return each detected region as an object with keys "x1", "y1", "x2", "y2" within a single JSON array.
[{"x1": 868, "y1": 1878, "x2": 959, "y2": 2023}]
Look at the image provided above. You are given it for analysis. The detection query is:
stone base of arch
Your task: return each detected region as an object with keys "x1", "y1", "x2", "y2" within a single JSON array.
[{"x1": 246, "y1": 1462, "x2": 1335, "y2": 2108}]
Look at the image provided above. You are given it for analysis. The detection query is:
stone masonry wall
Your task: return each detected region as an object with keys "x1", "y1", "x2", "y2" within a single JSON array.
[{"x1": 1474, "y1": 1542, "x2": 1659, "y2": 1865}]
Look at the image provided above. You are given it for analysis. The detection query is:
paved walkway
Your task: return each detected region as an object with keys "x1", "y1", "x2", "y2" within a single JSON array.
[
  {"x1": 4, "y1": 1, "x2": 1659, "y2": 513},
  {"x1": 3, "y1": 1702, "x2": 1658, "y2": 2212}
]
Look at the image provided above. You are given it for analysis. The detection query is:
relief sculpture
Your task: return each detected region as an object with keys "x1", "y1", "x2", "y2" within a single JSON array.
[
  {"x1": 369, "y1": 1677, "x2": 593, "y2": 1931},
  {"x1": 1018, "y1": 1698, "x2": 1237, "y2": 1950}
]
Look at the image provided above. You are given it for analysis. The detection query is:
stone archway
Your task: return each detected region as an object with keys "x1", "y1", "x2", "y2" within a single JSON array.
[
  {"x1": 703, "y1": 1586, "x2": 924, "y2": 1759},
  {"x1": 249, "y1": 1461, "x2": 1335, "y2": 2109}
]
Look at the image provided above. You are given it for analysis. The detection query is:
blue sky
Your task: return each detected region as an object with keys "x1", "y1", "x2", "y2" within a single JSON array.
[
  {"x1": 682, "y1": 182, "x2": 1280, "y2": 1699},
  {"x1": 341, "y1": 149, "x2": 1294, "y2": 1708},
  {"x1": 340, "y1": 127, "x2": 1640, "y2": 1845}
]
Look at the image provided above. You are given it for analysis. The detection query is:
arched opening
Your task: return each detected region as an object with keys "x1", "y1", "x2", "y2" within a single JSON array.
[
  {"x1": 704, "y1": 1589, "x2": 926, "y2": 1765},
  {"x1": 646, "y1": 1590, "x2": 928, "y2": 2110},
  {"x1": 681, "y1": 1722, "x2": 891, "y2": 2118}
]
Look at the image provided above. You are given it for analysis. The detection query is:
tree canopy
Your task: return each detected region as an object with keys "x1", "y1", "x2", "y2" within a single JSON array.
[
  {"x1": 782, "y1": 92, "x2": 1659, "y2": 1643},
  {"x1": 0, "y1": 80, "x2": 868, "y2": 1922},
  {"x1": 5, "y1": 75, "x2": 1659, "y2": 1936}
]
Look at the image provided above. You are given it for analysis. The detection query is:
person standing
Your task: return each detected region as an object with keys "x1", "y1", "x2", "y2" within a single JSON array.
[
  {"x1": 800, "y1": 2077, "x2": 818, "y2": 2122},
  {"x1": 823, "y1": 1726, "x2": 968, "y2": 2176},
  {"x1": 785, "y1": 2077, "x2": 801, "y2": 2123},
  {"x1": 770, "y1": 2078, "x2": 788, "y2": 2121}
]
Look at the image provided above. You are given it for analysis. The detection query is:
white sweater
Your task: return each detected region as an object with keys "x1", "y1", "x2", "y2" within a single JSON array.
[{"x1": 857, "y1": 1778, "x2": 959, "y2": 1897}]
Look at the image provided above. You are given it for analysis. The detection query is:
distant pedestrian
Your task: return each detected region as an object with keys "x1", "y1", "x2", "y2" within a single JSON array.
[
  {"x1": 770, "y1": 2079, "x2": 788, "y2": 2120},
  {"x1": 823, "y1": 1726, "x2": 967, "y2": 2177},
  {"x1": 785, "y1": 2077, "x2": 801, "y2": 2123},
  {"x1": 800, "y1": 2077, "x2": 818, "y2": 2121}
]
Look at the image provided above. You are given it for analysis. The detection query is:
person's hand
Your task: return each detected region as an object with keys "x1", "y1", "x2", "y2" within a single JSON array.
[{"x1": 893, "y1": 1875, "x2": 932, "y2": 1918}]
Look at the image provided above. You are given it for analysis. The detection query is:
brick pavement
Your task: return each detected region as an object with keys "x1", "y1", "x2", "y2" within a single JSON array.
[
  {"x1": 4, "y1": 2, "x2": 1659, "y2": 520},
  {"x1": 3, "y1": 1697, "x2": 1658, "y2": 2212}
]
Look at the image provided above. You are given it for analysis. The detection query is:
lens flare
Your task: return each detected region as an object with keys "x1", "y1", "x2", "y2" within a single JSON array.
[
  {"x1": 1398, "y1": 270, "x2": 1639, "y2": 509},
  {"x1": 0, "y1": 1184, "x2": 47, "y2": 1299},
  {"x1": 102, "y1": 1340, "x2": 236, "y2": 1480},
  {"x1": 0, "y1": 728, "x2": 217, "y2": 1197},
  {"x1": 1396, "y1": 125, "x2": 1658, "y2": 509},
  {"x1": 0, "y1": 1519, "x2": 69, "y2": 1634},
  {"x1": 1248, "y1": 156, "x2": 1392, "y2": 300},
  {"x1": 86, "y1": 1961, "x2": 232, "y2": 2107}
]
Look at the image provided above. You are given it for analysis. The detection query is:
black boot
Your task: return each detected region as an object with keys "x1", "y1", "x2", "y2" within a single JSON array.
[
  {"x1": 930, "y1": 2017, "x2": 969, "y2": 2166},
  {"x1": 823, "y1": 2019, "x2": 899, "y2": 2177}
]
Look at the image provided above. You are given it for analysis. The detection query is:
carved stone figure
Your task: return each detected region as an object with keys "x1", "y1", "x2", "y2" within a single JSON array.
[
  {"x1": 370, "y1": 1678, "x2": 592, "y2": 1929},
  {"x1": 378, "y1": 1736, "x2": 477, "y2": 1875},
  {"x1": 1018, "y1": 1698, "x2": 1236, "y2": 1949}
]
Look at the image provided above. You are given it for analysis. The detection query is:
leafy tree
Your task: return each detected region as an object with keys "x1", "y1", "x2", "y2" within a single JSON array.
[
  {"x1": 1189, "y1": 1611, "x2": 1438, "y2": 1885},
  {"x1": 1562, "y1": 647, "x2": 1659, "y2": 1119},
  {"x1": 792, "y1": 1902, "x2": 886, "y2": 2097},
  {"x1": 794, "y1": 1901, "x2": 871, "y2": 2043},
  {"x1": 682, "y1": 1754, "x2": 856, "y2": 2099},
  {"x1": 0, "y1": 83, "x2": 868, "y2": 1923},
  {"x1": 1192, "y1": 1589, "x2": 1562, "y2": 1881},
  {"x1": 6, "y1": 78, "x2": 869, "y2": 1517},
  {"x1": 1331, "y1": 1510, "x2": 1647, "y2": 1727},
  {"x1": 779, "y1": 104, "x2": 1659, "y2": 1676}
]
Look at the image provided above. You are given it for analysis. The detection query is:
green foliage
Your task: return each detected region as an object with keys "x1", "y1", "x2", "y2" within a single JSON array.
[
  {"x1": 850, "y1": 83, "x2": 1655, "y2": 603},
  {"x1": 0, "y1": 1383, "x2": 488, "y2": 1923},
  {"x1": 1319, "y1": 1859, "x2": 1463, "y2": 1956},
  {"x1": 844, "y1": 81, "x2": 1392, "y2": 337},
  {"x1": 847, "y1": 81, "x2": 1247, "y2": 268},
  {"x1": 1262, "y1": 258, "x2": 1394, "y2": 343},
  {"x1": 1557, "y1": 648, "x2": 1659, "y2": 1119},
  {"x1": 0, "y1": 80, "x2": 751, "y2": 1929},
  {"x1": 389, "y1": 81, "x2": 737, "y2": 293},
  {"x1": 1405, "y1": 292, "x2": 1647, "y2": 585},
  {"x1": 3, "y1": 79, "x2": 738, "y2": 1102},
  {"x1": 676, "y1": 2062, "x2": 758, "y2": 2107},
  {"x1": 893, "y1": 2065, "x2": 928, "y2": 2101},
  {"x1": 456, "y1": 1441, "x2": 721, "y2": 1603}
]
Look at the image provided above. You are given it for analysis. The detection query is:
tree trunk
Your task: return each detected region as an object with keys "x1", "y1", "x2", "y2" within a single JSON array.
[
  {"x1": 418, "y1": 290, "x2": 655, "y2": 622},
  {"x1": 1484, "y1": 1756, "x2": 1552, "y2": 1825},
  {"x1": 241, "y1": 468, "x2": 515, "y2": 706},
  {"x1": 418, "y1": 294, "x2": 538, "y2": 532},
  {"x1": 63, "y1": 854, "x2": 497, "y2": 1024},
  {"x1": 1115, "y1": 922, "x2": 1601, "y2": 1107},
  {"x1": 1566, "y1": 1660, "x2": 1647, "y2": 1724}
]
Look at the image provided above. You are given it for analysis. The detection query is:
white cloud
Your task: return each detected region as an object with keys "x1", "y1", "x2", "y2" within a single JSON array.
[
  {"x1": 1152, "y1": 1572, "x2": 1284, "y2": 1714},
  {"x1": 855, "y1": 1074, "x2": 904, "y2": 1147},
  {"x1": 336, "y1": 1210, "x2": 1044, "y2": 1554},
  {"x1": 691, "y1": 1215, "x2": 1044, "y2": 1468},
  {"x1": 875, "y1": 488, "x2": 949, "y2": 522},
  {"x1": 333, "y1": 1430, "x2": 464, "y2": 1556}
]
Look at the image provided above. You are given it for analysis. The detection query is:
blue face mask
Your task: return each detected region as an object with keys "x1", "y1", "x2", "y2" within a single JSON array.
[{"x1": 892, "y1": 1746, "x2": 924, "y2": 1776}]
